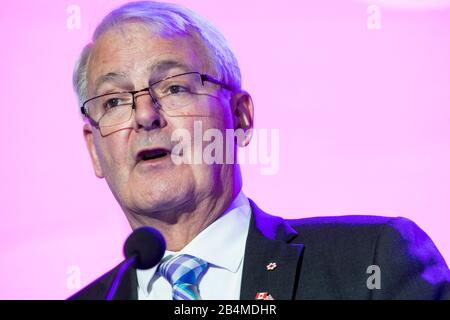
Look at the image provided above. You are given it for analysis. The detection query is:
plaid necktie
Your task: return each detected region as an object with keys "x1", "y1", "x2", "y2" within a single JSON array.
[{"x1": 158, "y1": 254, "x2": 209, "y2": 300}]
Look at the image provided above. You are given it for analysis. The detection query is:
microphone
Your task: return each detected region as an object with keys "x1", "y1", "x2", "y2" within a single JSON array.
[{"x1": 106, "y1": 226, "x2": 166, "y2": 300}]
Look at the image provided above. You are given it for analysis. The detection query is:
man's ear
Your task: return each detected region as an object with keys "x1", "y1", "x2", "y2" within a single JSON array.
[
  {"x1": 83, "y1": 123, "x2": 105, "y2": 178},
  {"x1": 230, "y1": 91, "x2": 254, "y2": 147}
]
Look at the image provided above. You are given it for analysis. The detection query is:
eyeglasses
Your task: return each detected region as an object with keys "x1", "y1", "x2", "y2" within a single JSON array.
[{"x1": 81, "y1": 72, "x2": 234, "y2": 135}]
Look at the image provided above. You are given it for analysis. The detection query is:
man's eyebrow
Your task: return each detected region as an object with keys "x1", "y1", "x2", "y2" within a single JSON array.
[
  {"x1": 92, "y1": 61, "x2": 192, "y2": 96},
  {"x1": 93, "y1": 72, "x2": 130, "y2": 95}
]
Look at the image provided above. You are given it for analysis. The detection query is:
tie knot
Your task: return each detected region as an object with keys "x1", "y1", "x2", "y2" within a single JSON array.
[{"x1": 157, "y1": 254, "x2": 208, "y2": 300}]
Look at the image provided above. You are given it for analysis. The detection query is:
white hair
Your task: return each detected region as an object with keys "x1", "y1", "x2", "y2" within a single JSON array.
[{"x1": 72, "y1": 1, "x2": 242, "y2": 108}]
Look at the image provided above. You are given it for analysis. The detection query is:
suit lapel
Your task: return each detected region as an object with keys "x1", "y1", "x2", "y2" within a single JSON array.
[{"x1": 240, "y1": 199, "x2": 304, "y2": 300}]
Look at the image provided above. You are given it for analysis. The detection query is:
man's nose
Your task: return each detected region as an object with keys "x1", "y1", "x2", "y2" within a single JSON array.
[{"x1": 133, "y1": 93, "x2": 167, "y2": 130}]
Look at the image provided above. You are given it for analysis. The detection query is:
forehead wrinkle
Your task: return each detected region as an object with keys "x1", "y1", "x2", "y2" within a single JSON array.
[
  {"x1": 146, "y1": 60, "x2": 192, "y2": 81},
  {"x1": 88, "y1": 26, "x2": 215, "y2": 96}
]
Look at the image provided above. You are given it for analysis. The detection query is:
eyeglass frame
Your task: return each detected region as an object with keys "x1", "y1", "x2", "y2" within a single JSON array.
[{"x1": 80, "y1": 71, "x2": 235, "y2": 127}]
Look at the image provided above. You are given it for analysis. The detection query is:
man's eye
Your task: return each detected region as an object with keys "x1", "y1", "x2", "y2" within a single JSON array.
[
  {"x1": 168, "y1": 85, "x2": 190, "y2": 94},
  {"x1": 104, "y1": 98, "x2": 123, "y2": 109}
]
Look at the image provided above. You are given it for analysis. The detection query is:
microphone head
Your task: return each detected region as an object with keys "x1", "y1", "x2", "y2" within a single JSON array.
[{"x1": 123, "y1": 226, "x2": 166, "y2": 269}]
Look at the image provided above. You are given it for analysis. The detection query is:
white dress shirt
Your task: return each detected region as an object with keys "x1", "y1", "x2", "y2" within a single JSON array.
[{"x1": 137, "y1": 191, "x2": 251, "y2": 300}]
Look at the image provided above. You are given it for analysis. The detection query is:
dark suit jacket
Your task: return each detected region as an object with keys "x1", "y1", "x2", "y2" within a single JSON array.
[{"x1": 69, "y1": 199, "x2": 450, "y2": 300}]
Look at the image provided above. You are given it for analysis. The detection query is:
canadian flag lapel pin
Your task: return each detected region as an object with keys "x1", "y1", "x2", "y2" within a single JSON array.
[{"x1": 255, "y1": 292, "x2": 274, "y2": 300}]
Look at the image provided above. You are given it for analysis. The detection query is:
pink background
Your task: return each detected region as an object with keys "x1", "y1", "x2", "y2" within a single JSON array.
[{"x1": 1, "y1": 0, "x2": 449, "y2": 299}]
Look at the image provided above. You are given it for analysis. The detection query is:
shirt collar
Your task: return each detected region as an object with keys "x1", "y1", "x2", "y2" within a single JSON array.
[{"x1": 136, "y1": 190, "x2": 251, "y2": 294}]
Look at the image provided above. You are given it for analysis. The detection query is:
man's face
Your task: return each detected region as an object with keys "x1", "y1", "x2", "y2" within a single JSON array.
[{"x1": 84, "y1": 22, "x2": 237, "y2": 217}]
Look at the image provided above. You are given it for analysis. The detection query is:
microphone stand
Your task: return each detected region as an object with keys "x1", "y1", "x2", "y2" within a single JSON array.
[{"x1": 105, "y1": 255, "x2": 138, "y2": 300}]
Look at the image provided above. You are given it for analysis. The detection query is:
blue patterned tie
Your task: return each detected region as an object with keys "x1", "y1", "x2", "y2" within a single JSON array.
[{"x1": 158, "y1": 254, "x2": 209, "y2": 300}]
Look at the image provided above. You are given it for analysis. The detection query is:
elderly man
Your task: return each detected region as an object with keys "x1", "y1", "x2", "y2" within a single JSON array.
[{"x1": 70, "y1": 1, "x2": 450, "y2": 300}]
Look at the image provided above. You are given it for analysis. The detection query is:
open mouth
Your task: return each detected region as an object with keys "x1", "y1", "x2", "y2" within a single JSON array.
[{"x1": 137, "y1": 148, "x2": 171, "y2": 162}]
